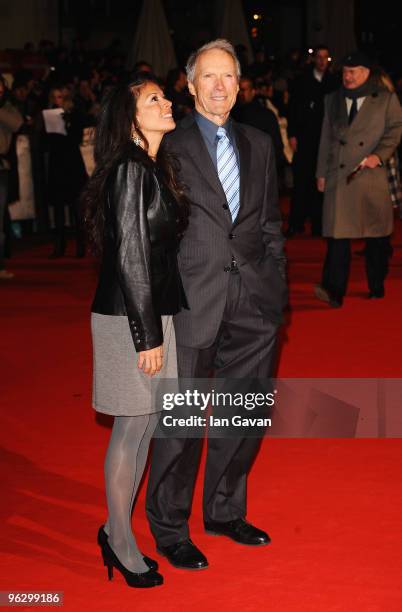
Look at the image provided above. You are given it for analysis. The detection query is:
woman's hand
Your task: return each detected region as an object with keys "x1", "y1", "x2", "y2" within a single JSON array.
[{"x1": 138, "y1": 345, "x2": 163, "y2": 377}]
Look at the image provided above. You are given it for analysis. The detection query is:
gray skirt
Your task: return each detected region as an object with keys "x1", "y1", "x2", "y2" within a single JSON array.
[{"x1": 91, "y1": 313, "x2": 177, "y2": 416}]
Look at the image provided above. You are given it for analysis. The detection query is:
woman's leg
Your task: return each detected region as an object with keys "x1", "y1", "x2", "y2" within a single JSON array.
[{"x1": 103, "y1": 413, "x2": 158, "y2": 573}]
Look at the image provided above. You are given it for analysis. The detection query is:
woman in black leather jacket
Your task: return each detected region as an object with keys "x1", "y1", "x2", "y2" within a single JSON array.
[{"x1": 82, "y1": 74, "x2": 189, "y2": 588}]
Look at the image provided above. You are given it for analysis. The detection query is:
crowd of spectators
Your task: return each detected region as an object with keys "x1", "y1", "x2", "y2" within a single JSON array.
[{"x1": 0, "y1": 39, "x2": 401, "y2": 273}]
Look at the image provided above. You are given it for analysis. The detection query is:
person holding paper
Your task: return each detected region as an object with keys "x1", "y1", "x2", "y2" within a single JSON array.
[{"x1": 44, "y1": 86, "x2": 87, "y2": 258}]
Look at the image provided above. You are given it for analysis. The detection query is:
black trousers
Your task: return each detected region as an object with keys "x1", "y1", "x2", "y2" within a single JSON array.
[
  {"x1": 289, "y1": 149, "x2": 323, "y2": 235},
  {"x1": 52, "y1": 199, "x2": 85, "y2": 255},
  {"x1": 321, "y1": 236, "x2": 392, "y2": 298},
  {"x1": 146, "y1": 272, "x2": 278, "y2": 547}
]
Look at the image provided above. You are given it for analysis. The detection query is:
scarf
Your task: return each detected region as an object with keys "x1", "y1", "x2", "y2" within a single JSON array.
[{"x1": 342, "y1": 78, "x2": 376, "y2": 100}]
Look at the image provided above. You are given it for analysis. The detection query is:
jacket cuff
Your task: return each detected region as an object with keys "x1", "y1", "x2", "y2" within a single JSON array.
[{"x1": 128, "y1": 316, "x2": 163, "y2": 352}]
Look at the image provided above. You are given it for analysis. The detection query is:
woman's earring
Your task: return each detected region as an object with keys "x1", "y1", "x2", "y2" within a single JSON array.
[{"x1": 131, "y1": 130, "x2": 142, "y2": 146}]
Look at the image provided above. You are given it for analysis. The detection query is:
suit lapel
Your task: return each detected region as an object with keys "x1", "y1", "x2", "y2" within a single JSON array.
[
  {"x1": 336, "y1": 90, "x2": 349, "y2": 129},
  {"x1": 181, "y1": 117, "x2": 226, "y2": 199},
  {"x1": 232, "y1": 121, "x2": 251, "y2": 227},
  {"x1": 347, "y1": 93, "x2": 378, "y2": 134}
]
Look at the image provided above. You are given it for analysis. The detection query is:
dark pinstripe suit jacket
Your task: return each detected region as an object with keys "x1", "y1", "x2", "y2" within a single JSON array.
[{"x1": 166, "y1": 113, "x2": 287, "y2": 349}]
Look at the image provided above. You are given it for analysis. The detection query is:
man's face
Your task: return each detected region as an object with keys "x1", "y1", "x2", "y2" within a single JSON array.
[
  {"x1": 314, "y1": 49, "x2": 329, "y2": 73},
  {"x1": 342, "y1": 66, "x2": 370, "y2": 89},
  {"x1": 177, "y1": 71, "x2": 187, "y2": 91},
  {"x1": 188, "y1": 49, "x2": 239, "y2": 124},
  {"x1": 14, "y1": 86, "x2": 28, "y2": 101},
  {"x1": 238, "y1": 79, "x2": 255, "y2": 104}
]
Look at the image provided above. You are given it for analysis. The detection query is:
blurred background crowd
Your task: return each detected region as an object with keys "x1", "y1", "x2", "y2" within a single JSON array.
[{"x1": 0, "y1": 0, "x2": 401, "y2": 270}]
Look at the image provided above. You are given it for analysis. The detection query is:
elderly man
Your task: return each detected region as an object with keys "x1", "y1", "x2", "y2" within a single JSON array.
[
  {"x1": 146, "y1": 39, "x2": 287, "y2": 570},
  {"x1": 315, "y1": 51, "x2": 402, "y2": 307}
]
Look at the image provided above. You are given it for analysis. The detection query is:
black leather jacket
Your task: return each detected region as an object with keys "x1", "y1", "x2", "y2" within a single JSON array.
[{"x1": 91, "y1": 157, "x2": 187, "y2": 351}]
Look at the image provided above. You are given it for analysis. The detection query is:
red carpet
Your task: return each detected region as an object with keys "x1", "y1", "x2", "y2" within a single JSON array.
[{"x1": 1, "y1": 219, "x2": 402, "y2": 611}]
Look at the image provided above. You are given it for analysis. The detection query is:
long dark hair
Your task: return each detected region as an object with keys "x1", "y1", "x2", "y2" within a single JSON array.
[{"x1": 82, "y1": 73, "x2": 190, "y2": 253}]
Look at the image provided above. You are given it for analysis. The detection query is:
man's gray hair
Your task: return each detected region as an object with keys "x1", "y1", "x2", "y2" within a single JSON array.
[{"x1": 186, "y1": 39, "x2": 241, "y2": 83}]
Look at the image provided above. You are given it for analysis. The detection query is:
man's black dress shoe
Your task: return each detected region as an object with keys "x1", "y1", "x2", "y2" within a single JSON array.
[
  {"x1": 157, "y1": 539, "x2": 208, "y2": 570},
  {"x1": 204, "y1": 518, "x2": 271, "y2": 546},
  {"x1": 314, "y1": 284, "x2": 343, "y2": 308},
  {"x1": 48, "y1": 250, "x2": 65, "y2": 259},
  {"x1": 97, "y1": 525, "x2": 158, "y2": 571},
  {"x1": 285, "y1": 226, "x2": 304, "y2": 238},
  {"x1": 368, "y1": 288, "x2": 385, "y2": 299}
]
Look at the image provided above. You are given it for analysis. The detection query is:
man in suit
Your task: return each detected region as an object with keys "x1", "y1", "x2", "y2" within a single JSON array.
[
  {"x1": 233, "y1": 75, "x2": 284, "y2": 169},
  {"x1": 287, "y1": 45, "x2": 339, "y2": 236},
  {"x1": 314, "y1": 51, "x2": 402, "y2": 308},
  {"x1": 146, "y1": 39, "x2": 287, "y2": 570}
]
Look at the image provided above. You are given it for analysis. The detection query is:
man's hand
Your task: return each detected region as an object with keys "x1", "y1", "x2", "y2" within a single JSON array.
[
  {"x1": 289, "y1": 136, "x2": 298, "y2": 153},
  {"x1": 138, "y1": 345, "x2": 163, "y2": 377},
  {"x1": 362, "y1": 154, "x2": 382, "y2": 169},
  {"x1": 317, "y1": 177, "x2": 326, "y2": 192}
]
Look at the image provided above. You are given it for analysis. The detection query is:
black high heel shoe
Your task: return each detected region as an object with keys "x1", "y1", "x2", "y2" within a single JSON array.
[
  {"x1": 97, "y1": 525, "x2": 158, "y2": 571},
  {"x1": 101, "y1": 539, "x2": 163, "y2": 588}
]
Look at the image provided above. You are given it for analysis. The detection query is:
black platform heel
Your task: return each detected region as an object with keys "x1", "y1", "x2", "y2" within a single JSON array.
[
  {"x1": 101, "y1": 540, "x2": 163, "y2": 588},
  {"x1": 97, "y1": 525, "x2": 158, "y2": 571}
]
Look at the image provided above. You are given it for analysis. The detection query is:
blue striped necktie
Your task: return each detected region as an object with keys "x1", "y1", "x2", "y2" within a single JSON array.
[{"x1": 216, "y1": 126, "x2": 240, "y2": 222}]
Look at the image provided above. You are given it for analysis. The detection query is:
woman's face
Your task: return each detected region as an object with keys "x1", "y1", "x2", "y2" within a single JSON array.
[
  {"x1": 134, "y1": 82, "x2": 175, "y2": 136},
  {"x1": 51, "y1": 89, "x2": 64, "y2": 108}
]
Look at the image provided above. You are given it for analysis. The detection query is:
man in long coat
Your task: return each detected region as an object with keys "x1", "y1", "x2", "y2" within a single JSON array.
[{"x1": 315, "y1": 51, "x2": 402, "y2": 307}]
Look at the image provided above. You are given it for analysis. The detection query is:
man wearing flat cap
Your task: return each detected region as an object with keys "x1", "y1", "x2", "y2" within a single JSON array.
[{"x1": 315, "y1": 51, "x2": 402, "y2": 307}]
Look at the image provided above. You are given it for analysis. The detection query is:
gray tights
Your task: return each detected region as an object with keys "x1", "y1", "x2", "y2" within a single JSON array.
[{"x1": 103, "y1": 413, "x2": 158, "y2": 573}]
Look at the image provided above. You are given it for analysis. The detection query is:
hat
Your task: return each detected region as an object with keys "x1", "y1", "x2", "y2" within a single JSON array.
[{"x1": 342, "y1": 51, "x2": 372, "y2": 69}]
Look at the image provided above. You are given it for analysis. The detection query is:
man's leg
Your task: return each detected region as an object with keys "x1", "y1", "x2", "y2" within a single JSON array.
[
  {"x1": 50, "y1": 202, "x2": 66, "y2": 258},
  {"x1": 310, "y1": 188, "x2": 323, "y2": 237},
  {"x1": 203, "y1": 272, "x2": 278, "y2": 527},
  {"x1": 287, "y1": 154, "x2": 308, "y2": 234},
  {"x1": 146, "y1": 344, "x2": 216, "y2": 548},
  {"x1": 365, "y1": 236, "x2": 392, "y2": 297},
  {"x1": 319, "y1": 238, "x2": 351, "y2": 305}
]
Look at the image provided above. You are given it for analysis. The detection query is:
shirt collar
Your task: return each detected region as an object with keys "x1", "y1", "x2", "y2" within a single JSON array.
[
  {"x1": 194, "y1": 110, "x2": 233, "y2": 146},
  {"x1": 313, "y1": 69, "x2": 324, "y2": 82}
]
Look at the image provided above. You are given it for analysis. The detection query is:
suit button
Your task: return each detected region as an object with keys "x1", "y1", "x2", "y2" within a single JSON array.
[
  {"x1": 228, "y1": 233, "x2": 235, "y2": 239},
  {"x1": 222, "y1": 204, "x2": 229, "y2": 210},
  {"x1": 359, "y1": 141, "x2": 364, "y2": 146},
  {"x1": 224, "y1": 266, "x2": 230, "y2": 272},
  {"x1": 340, "y1": 164, "x2": 345, "y2": 169},
  {"x1": 339, "y1": 139, "x2": 347, "y2": 145}
]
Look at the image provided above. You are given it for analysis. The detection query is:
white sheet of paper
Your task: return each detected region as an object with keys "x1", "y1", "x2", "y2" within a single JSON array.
[{"x1": 42, "y1": 108, "x2": 67, "y2": 135}]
